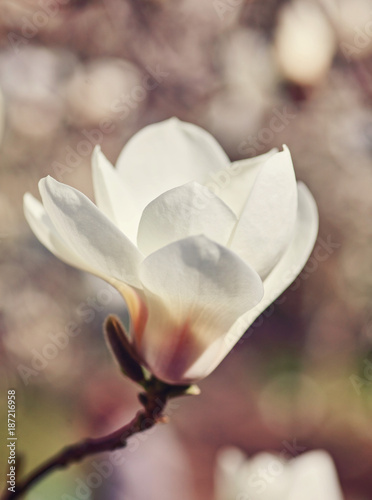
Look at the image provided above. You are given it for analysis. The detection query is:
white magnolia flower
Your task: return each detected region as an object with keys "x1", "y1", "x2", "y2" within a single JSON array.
[
  {"x1": 24, "y1": 118, "x2": 318, "y2": 385},
  {"x1": 215, "y1": 448, "x2": 344, "y2": 500}
]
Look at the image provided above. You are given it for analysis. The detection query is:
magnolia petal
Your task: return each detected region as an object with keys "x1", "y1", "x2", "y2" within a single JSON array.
[
  {"x1": 230, "y1": 146, "x2": 298, "y2": 279},
  {"x1": 215, "y1": 148, "x2": 278, "y2": 217},
  {"x1": 137, "y1": 182, "x2": 238, "y2": 256},
  {"x1": 137, "y1": 235, "x2": 264, "y2": 384},
  {"x1": 181, "y1": 335, "x2": 229, "y2": 382},
  {"x1": 25, "y1": 189, "x2": 146, "y2": 344},
  {"x1": 24, "y1": 193, "x2": 91, "y2": 270},
  {"x1": 288, "y1": 451, "x2": 344, "y2": 500},
  {"x1": 186, "y1": 182, "x2": 318, "y2": 380},
  {"x1": 225, "y1": 182, "x2": 318, "y2": 348},
  {"x1": 215, "y1": 448, "x2": 247, "y2": 500},
  {"x1": 216, "y1": 447, "x2": 247, "y2": 481},
  {"x1": 238, "y1": 453, "x2": 290, "y2": 500},
  {"x1": 116, "y1": 118, "x2": 230, "y2": 217},
  {"x1": 216, "y1": 449, "x2": 291, "y2": 500},
  {"x1": 91, "y1": 146, "x2": 139, "y2": 243},
  {"x1": 215, "y1": 449, "x2": 342, "y2": 500},
  {"x1": 39, "y1": 176, "x2": 143, "y2": 288},
  {"x1": 24, "y1": 193, "x2": 146, "y2": 334}
]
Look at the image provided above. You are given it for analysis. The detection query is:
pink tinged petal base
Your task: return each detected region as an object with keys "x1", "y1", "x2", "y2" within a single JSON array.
[
  {"x1": 137, "y1": 182, "x2": 237, "y2": 256},
  {"x1": 230, "y1": 146, "x2": 298, "y2": 279},
  {"x1": 39, "y1": 176, "x2": 143, "y2": 289},
  {"x1": 184, "y1": 182, "x2": 318, "y2": 381},
  {"x1": 137, "y1": 235, "x2": 264, "y2": 384},
  {"x1": 109, "y1": 279, "x2": 148, "y2": 342}
]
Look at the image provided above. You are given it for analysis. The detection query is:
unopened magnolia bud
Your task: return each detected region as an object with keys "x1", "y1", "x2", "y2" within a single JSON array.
[{"x1": 104, "y1": 315, "x2": 145, "y2": 384}]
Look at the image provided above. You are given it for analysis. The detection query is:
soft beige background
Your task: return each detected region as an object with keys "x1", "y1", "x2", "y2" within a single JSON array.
[{"x1": 1, "y1": 1, "x2": 372, "y2": 498}]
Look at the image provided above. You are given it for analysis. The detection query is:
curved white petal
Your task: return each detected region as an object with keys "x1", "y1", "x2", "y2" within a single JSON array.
[
  {"x1": 91, "y1": 146, "x2": 139, "y2": 243},
  {"x1": 116, "y1": 118, "x2": 230, "y2": 219},
  {"x1": 215, "y1": 148, "x2": 278, "y2": 216},
  {"x1": 137, "y1": 182, "x2": 237, "y2": 256},
  {"x1": 226, "y1": 182, "x2": 318, "y2": 348},
  {"x1": 288, "y1": 451, "x2": 344, "y2": 500},
  {"x1": 39, "y1": 176, "x2": 143, "y2": 288},
  {"x1": 185, "y1": 182, "x2": 318, "y2": 380},
  {"x1": 137, "y1": 235, "x2": 264, "y2": 384},
  {"x1": 24, "y1": 193, "x2": 92, "y2": 271},
  {"x1": 230, "y1": 146, "x2": 298, "y2": 279},
  {"x1": 24, "y1": 192, "x2": 146, "y2": 337}
]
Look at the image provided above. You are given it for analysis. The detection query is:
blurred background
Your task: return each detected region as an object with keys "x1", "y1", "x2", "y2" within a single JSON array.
[{"x1": 0, "y1": 0, "x2": 372, "y2": 498}]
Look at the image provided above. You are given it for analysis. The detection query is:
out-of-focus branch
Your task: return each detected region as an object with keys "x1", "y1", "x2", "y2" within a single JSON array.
[{"x1": 1, "y1": 384, "x2": 170, "y2": 500}]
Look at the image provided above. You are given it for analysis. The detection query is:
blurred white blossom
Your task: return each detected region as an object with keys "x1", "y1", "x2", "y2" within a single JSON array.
[
  {"x1": 205, "y1": 29, "x2": 279, "y2": 150},
  {"x1": 215, "y1": 448, "x2": 344, "y2": 500},
  {"x1": 65, "y1": 58, "x2": 144, "y2": 127},
  {"x1": 0, "y1": 46, "x2": 71, "y2": 140},
  {"x1": 320, "y1": 0, "x2": 372, "y2": 61},
  {"x1": 275, "y1": 0, "x2": 337, "y2": 86}
]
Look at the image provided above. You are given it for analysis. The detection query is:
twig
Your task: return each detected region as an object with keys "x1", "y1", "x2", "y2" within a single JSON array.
[{"x1": 1, "y1": 385, "x2": 170, "y2": 500}]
